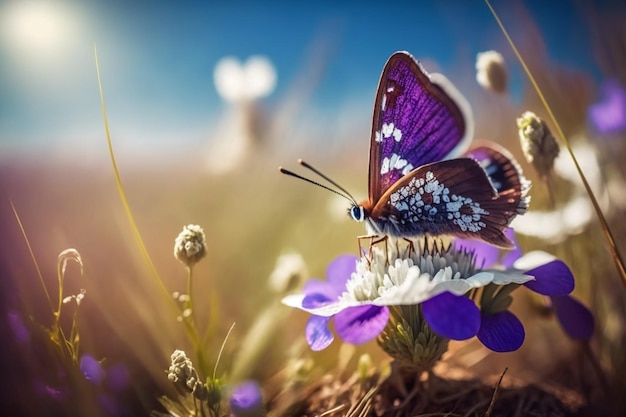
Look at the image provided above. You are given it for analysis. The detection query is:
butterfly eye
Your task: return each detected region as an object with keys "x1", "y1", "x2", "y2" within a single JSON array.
[{"x1": 350, "y1": 206, "x2": 365, "y2": 222}]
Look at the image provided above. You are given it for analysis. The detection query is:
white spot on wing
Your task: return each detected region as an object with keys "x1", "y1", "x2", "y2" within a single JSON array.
[{"x1": 388, "y1": 171, "x2": 489, "y2": 232}]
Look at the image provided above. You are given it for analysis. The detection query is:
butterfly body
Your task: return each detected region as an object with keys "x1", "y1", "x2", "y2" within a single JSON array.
[{"x1": 350, "y1": 51, "x2": 529, "y2": 248}]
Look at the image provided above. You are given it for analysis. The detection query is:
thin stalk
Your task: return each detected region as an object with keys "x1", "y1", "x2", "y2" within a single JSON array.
[
  {"x1": 94, "y1": 45, "x2": 182, "y2": 313},
  {"x1": 10, "y1": 201, "x2": 54, "y2": 314},
  {"x1": 485, "y1": 0, "x2": 626, "y2": 288},
  {"x1": 186, "y1": 266, "x2": 207, "y2": 377}
]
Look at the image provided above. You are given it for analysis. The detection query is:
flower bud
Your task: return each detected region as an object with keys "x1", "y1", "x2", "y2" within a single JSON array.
[
  {"x1": 517, "y1": 111, "x2": 560, "y2": 178},
  {"x1": 476, "y1": 50, "x2": 507, "y2": 93},
  {"x1": 173, "y1": 224, "x2": 207, "y2": 267}
]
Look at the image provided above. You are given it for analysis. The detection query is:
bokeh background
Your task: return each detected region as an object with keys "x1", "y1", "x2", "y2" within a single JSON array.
[{"x1": 1, "y1": 0, "x2": 625, "y2": 415}]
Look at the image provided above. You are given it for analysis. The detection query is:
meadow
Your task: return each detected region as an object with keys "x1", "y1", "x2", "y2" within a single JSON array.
[{"x1": 1, "y1": 2, "x2": 625, "y2": 416}]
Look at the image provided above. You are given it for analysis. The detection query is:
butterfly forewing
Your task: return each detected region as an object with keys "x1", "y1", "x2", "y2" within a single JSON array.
[
  {"x1": 368, "y1": 52, "x2": 473, "y2": 204},
  {"x1": 368, "y1": 158, "x2": 516, "y2": 248}
]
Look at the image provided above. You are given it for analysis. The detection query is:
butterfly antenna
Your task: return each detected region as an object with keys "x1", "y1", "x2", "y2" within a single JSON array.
[
  {"x1": 297, "y1": 159, "x2": 359, "y2": 204},
  {"x1": 279, "y1": 166, "x2": 356, "y2": 204}
]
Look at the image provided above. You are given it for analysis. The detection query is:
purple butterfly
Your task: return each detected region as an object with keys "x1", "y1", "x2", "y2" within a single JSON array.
[{"x1": 282, "y1": 51, "x2": 529, "y2": 248}]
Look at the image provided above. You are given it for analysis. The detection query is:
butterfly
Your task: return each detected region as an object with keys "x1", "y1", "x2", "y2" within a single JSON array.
[{"x1": 282, "y1": 51, "x2": 529, "y2": 248}]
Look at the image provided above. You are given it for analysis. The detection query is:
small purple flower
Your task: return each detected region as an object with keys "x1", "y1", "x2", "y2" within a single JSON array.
[
  {"x1": 106, "y1": 363, "x2": 130, "y2": 393},
  {"x1": 80, "y1": 354, "x2": 105, "y2": 385},
  {"x1": 588, "y1": 79, "x2": 626, "y2": 135},
  {"x1": 283, "y1": 238, "x2": 534, "y2": 353},
  {"x1": 456, "y1": 229, "x2": 594, "y2": 352},
  {"x1": 230, "y1": 380, "x2": 265, "y2": 417}
]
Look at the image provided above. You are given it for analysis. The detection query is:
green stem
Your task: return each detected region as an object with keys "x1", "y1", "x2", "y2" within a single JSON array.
[{"x1": 186, "y1": 266, "x2": 208, "y2": 378}]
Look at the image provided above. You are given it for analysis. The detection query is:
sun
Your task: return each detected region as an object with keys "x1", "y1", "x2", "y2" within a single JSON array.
[{"x1": 0, "y1": 1, "x2": 76, "y2": 56}]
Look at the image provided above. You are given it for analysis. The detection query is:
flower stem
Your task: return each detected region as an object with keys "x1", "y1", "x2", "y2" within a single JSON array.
[
  {"x1": 485, "y1": 0, "x2": 626, "y2": 289},
  {"x1": 186, "y1": 266, "x2": 208, "y2": 378}
]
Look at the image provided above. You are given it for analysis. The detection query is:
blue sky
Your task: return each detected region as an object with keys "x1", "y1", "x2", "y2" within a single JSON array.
[{"x1": 0, "y1": 0, "x2": 612, "y2": 157}]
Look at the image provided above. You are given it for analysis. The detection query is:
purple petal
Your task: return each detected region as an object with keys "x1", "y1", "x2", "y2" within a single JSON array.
[
  {"x1": 302, "y1": 292, "x2": 336, "y2": 309},
  {"x1": 303, "y1": 279, "x2": 338, "y2": 299},
  {"x1": 230, "y1": 380, "x2": 265, "y2": 417},
  {"x1": 422, "y1": 292, "x2": 480, "y2": 340},
  {"x1": 500, "y1": 228, "x2": 522, "y2": 268},
  {"x1": 477, "y1": 310, "x2": 525, "y2": 352},
  {"x1": 305, "y1": 316, "x2": 334, "y2": 351},
  {"x1": 334, "y1": 305, "x2": 389, "y2": 345},
  {"x1": 454, "y1": 237, "x2": 499, "y2": 268},
  {"x1": 326, "y1": 255, "x2": 358, "y2": 291},
  {"x1": 7, "y1": 311, "x2": 30, "y2": 344},
  {"x1": 588, "y1": 80, "x2": 626, "y2": 134},
  {"x1": 34, "y1": 381, "x2": 66, "y2": 401},
  {"x1": 106, "y1": 363, "x2": 130, "y2": 393},
  {"x1": 80, "y1": 354, "x2": 105, "y2": 384},
  {"x1": 524, "y1": 260, "x2": 575, "y2": 296},
  {"x1": 551, "y1": 296, "x2": 595, "y2": 340}
]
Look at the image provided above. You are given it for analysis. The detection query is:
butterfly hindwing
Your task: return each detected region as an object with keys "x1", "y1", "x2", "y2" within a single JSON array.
[
  {"x1": 465, "y1": 142, "x2": 530, "y2": 223},
  {"x1": 368, "y1": 52, "x2": 473, "y2": 204},
  {"x1": 368, "y1": 158, "x2": 516, "y2": 248}
]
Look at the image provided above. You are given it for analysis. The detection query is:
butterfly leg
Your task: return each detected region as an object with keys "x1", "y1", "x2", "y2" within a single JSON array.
[
  {"x1": 356, "y1": 234, "x2": 388, "y2": 266},
  {"x1": 402, "y1": 237, "x2": 416, "y2": 256}
]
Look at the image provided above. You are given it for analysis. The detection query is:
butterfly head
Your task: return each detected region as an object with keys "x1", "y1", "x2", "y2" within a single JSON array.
[{"x1": 348, "y1": 205, "x2": 366, "y2": 222}]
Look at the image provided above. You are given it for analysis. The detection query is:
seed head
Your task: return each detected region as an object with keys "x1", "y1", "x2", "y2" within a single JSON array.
[
  {"x1": 517, "y1": 111, "x2": 560, "y2": 178},
  {"x1": 476, "y1": 50, "x2": 507, "y2": 93},
  {"x1": 174, "y1": 224, "x2": 207, "y2": 267}
]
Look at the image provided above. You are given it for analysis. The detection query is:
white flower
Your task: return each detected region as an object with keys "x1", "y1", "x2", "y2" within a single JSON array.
[{"x1": 282, "y1": 238, "x2": 533, "y2": 317}]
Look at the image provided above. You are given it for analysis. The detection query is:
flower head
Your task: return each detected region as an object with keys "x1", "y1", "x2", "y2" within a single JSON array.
[
  {"x1": 268, "y1": 252, "x2": 307, "y2": 294},
  {"x1": 174, "y1": 225, "x2": 207, "y2": 268},
  {"x1": 167, "y1": 349, "x2": 208, "y2": 401},
  {"x1": 229, "y1": 380, "x2": 265, "y2": 417},
  {"x1": 283, "y1": 238, "x2": 533, "y2": 369},
  {"x1": 80, "y1": 354, "x2": 105, "y2": 385},
  {"x1": 475, "y1": 50, "x2": 507, "y2": 93},
  {"x1": 588, "y1": 79, "x2": 626, "y2": 135},
  {"x1": 517, "y1": 111, "x2": 560, "y2": 178}
]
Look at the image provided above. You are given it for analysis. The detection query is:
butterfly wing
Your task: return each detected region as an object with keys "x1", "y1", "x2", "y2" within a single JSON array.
[
  {"x1": 368, "y1": 158, "x2": 517, "y2": 248},
  {"x1": 368, "y1": 51, "x2": 474, "y2": 205},
  {"x1": 465, "y1": 142, "x2": 531, "y2": 221}
]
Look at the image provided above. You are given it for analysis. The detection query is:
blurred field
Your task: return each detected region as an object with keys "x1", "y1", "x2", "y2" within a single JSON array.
[{"x1": 2, "y1": 2, "x2": 626, "y2": 416}]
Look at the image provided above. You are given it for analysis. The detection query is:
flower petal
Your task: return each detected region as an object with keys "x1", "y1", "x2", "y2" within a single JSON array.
[
  {"x1": 106, "y1": 363, "x2": 130, "y2": 393},
  {"x1": 454, "y1": 237, "x2": 499, "y2": 268},
  {"x1": 501, "y1": 228, "x2": 522, "y2": 268},
  {"x1": 80, "y1": 354, "x2": 105, "y2": 384},
  {"x1": 305, "y1": 316, "x2": 334, "y2": 351},
  {"x1": 302, "y1": 292, "x2": 337, "y2": 309},
  {"x1": 524, "y1": 260, "x2": 575, "y2": 296},
  {"x1": 230, "y1": 380, "x2": 265, "y2": 417},
  {"x1": 551, "y1": 296, "x2": 595, "y2": 340},
  {"x1": 477, "y1": 310, "x2": 525, "y2": 352},
  {"x1": 303, "y1": 279, "x2": 340, "y2": 300},
  {"x1": 326, "y1": 255, "x2": 358, "y2": 291},
  {"x1": 334, "y1": 305, "x2": 389, "y2": 345},
  {"x1": 422, "y1": 292, "x2": 480, "y2": 340},
  {"x1": 489, "y1": 269, "x2": 534, "y2": 285},
  {"x1": 513, "y1": 250, "x2": 555, "y2": 270}
]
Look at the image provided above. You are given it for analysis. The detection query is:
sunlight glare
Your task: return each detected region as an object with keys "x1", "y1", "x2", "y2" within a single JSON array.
[{"x1": 0, "y1": 1, "x2": 75, "y2": 56}]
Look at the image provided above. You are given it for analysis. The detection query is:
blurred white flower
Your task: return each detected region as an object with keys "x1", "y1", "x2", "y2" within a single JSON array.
[
  {"x1": 208, "y1": 55, "x2": 277, "y2": 175},
  {"x1": 511, "y1": 140, "x2": 612, "y2": 242},
  {"x1": 475, "y1": 50, "x2": 507, "y2": 93},
  {"x1": 268, "y1": 252, "x2": 306, "y2": 294},
  {"x1": 214, "y1": 55, "x2": 276, "y2": 103}
]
